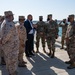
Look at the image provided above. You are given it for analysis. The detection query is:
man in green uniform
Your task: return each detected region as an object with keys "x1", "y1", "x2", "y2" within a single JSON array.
[
  {"x1": 36, "y1": 16, "x2": 46, "y2": 53},
  {"x1": 59, "y1": 19, "x2": 68, "y2": 49},
  {"x1": 46, "y1": 14, "x2": 58, "y2": 58}
]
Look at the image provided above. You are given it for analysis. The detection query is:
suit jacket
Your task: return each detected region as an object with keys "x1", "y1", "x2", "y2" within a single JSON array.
[{"x1": 24, "y1": 20, "x2": 33, "y2": 35}]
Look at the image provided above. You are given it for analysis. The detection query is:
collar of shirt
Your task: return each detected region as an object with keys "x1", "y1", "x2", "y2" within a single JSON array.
[{"x1": 28, "y1": 20, "x2": 33, "y2": 28}]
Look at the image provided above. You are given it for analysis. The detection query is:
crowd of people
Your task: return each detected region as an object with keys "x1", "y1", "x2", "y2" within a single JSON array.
[{"x1": 0, "y1": 10, "x2": 75, "y2": 75}]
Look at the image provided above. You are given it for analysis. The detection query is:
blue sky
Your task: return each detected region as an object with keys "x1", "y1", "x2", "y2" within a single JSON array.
[{"x1": 0, "y1": 0, "x2": 75, "y2": 21}]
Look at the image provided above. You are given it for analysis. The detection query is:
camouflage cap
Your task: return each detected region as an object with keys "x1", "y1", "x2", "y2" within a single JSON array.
[
  {"x1": 39, "y1": 16, "x2": 43, "y2": 19},
  {"x1": 48, "y1": 14, "x2": 52, "y2": 17},
  {"x1": 63, "y1": 19, "x2": 66, "y2": 21},
  {"x1": 4, "y1": 11, "x2": 14, "y2": 17},
  {"x1": 69, "y1": 14, "x2": 75, "y2": 18},
  {"x1": 19, "y1": 16, "x2": 25, "y2": 20}
]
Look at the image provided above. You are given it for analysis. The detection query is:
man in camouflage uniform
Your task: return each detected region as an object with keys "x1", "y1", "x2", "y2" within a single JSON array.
[
  {"x1": 16, "y1": 16, "x2": 27, "y2": 67},
  {"x1": 65, "y1": 14, "x2": 75, "y2": 69},
  {"x1": 46, "y1": 14, "x2": 58, "y2": 58},
  {"x1": 59, "y1": 19, "x2": 68, "y2": 49},
  {"x1": 36, "y1": 16, "x2": 46, "y2": 53},
  {"x1": 0, "y1": 11, "x2": 19, "y2": 75},
  {"x1": 0, "y1": 16, "x2": 5, "y2": 65},
  {"x1": 0, "y1": 16, "x2": 2, "y2": 64}
]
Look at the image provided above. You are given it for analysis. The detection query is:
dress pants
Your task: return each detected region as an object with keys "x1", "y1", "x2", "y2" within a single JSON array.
[{"x1": 25, "y1": 34, "x2": 34, "y2": 56}]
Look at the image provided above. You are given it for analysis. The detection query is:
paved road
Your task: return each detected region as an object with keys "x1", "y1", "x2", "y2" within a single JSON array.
[{"x1": 0, "y1": 37, "x2": 75, "y2": 75}]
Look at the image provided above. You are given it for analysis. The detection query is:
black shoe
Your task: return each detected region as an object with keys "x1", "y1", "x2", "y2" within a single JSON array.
[
  {"x1": 22, "y1": 61, "x2": 27, "y2": 64},
  {"x1": 65, "y1": 60, "x2": 72, "y2": 64},
  {"x1": 26, "y1": 55, "x2": 32, "y2": 57},
  {"x1": 18, "y1": 64, "x2": 27, "y2": 67},
  {"x1": 30, "y1": 53, "x2": 35, "y2": 56},
  {"x1": 30, "y1": 52, "x2": 35, "y2": 56}
]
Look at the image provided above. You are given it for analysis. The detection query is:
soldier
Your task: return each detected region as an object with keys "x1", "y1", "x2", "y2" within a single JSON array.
[
  {"x1": 0, "y1": 16, "x2": 5, "y2": 65},
  {"x1": 36, "y1": 16, "x2": 46, "y2": 53},
  {"x1": 59, "y1": 19, "x2": 68, "y2": 49},
  {"x1": 65, "y1": 14, "x2": 75, "y2": 69},
  {"x1": 0, "y1": 16, "x2": 2, "y2": 64},
  {"x1": 0, "y1": 11, "x2": 19, "y2": 75},
  {"x1": 46, "y1": 14, "x2": 58, "y2": 58},
  {"x1": 15, "y1": 16, "x2": 27, "y2": 67}
]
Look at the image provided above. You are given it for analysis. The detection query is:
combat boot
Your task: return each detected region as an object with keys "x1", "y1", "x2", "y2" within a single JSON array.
[
  {"x1": 36, "y1": 47, "x2": 39, "y2": 53},
  {"x1": 22, "y1": 61, "x2": 27, "y2": 64},
  {"x1": 1, "y1": 57, "x2": 6, "y2": 65},
  {"x1": 18, "y1": 62, "x2": 27, "y2": 67},
  {"x1": 47, "y1": 49, "x2": 51, "y2": 56},
  {"x1": 51, "y1": 51, "x2": 55, "y2": 58},
  {"x1": 43, "y1": 47, "x2": 46, "y2": 53},
  {"x1": 67, "y1": 62, "x2": 75, "y2": 69}
]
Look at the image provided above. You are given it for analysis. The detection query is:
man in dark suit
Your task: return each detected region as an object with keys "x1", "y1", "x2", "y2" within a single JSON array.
[{"x1": 24, "y1": 14, "x2": 37, "y2": 57}]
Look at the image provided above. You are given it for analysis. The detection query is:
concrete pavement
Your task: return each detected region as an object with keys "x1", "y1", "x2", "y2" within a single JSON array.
[{"x1": 0, "y1": 37, "x2": 75, "y2": 75}]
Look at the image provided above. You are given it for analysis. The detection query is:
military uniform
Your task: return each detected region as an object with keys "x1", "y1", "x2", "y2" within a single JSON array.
[
  {"x1": 46, "y1": 20, "x2": 58, "y2": 58},
  {"x1": 15, "y1": 16, "x2": 27, "y2": 67},
  {"x1": 65, "y1": 15, "x2": 75, "y2": 69},
  {"x1": 0, "y1": 16, "x2": 5, "y2": 65},
  {"x1": 59, "y1": 19, "x2": 68, "y2": 49},
  {"x1": 0, "y1": 16, "x2": 2, "y2": 63},
  {"x1": 36, "y1": 16, "x2": 46, "y2": 53},
  {"x1": 1, "y1": 11, "x2": 19, "y2": 75}
]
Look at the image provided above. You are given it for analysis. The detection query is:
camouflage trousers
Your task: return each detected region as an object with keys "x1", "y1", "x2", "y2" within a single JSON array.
[
  {"x1": 36, "y1": 33, "x2": 45, "y2": 48},
  {"x1": 2, "y1": 41, "x2": 19, "y2": 74},
  {"x1": 61, "y1": 33, "x2": 66, "y2": 47},
  {"x1": 46, "y1": 37, "x2": 55, "y2": 52},
  {"x1": 18, "y1": 43, "x2": 25, "y2": 64},
  {"x1": 0, "y1": 44, "x2": 4, "y2": 57},
  {"x1": 67, "y1": 37, "x2": 75, "y2": 62}
]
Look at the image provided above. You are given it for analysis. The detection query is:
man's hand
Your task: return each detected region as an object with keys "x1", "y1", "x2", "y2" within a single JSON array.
[{"x1": 33, "y1": 24, "x2": 37, "y2": 28}]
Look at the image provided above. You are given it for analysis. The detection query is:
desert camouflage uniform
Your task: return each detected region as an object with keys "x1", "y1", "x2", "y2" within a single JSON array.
[
  {"x1": 1, "y1": 19, "x2": 19, "y2": 74},
  {"x1": 36, "y1": 21, "x2": 46, "y2": 52},
  {"x1": 0, "y1": 16, "x2": 5, "y2": 64},
  {"x1": 46, "y1": 20, "x2": 58, "y2": 57},
  {"x1": 65, "y1": 21, "x2": 75, "y2": 63},
  {"x1": 16, "y1": 22, "x2": 27, "y2": 64},
  {"x1": 0, "y1": 21, "x2": 2, "y2": 59}
]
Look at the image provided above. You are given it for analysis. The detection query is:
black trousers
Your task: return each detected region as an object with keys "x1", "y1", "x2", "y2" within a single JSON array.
[{"x1": 25, "y1": 34, "x2": 34, "y2": 55}]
